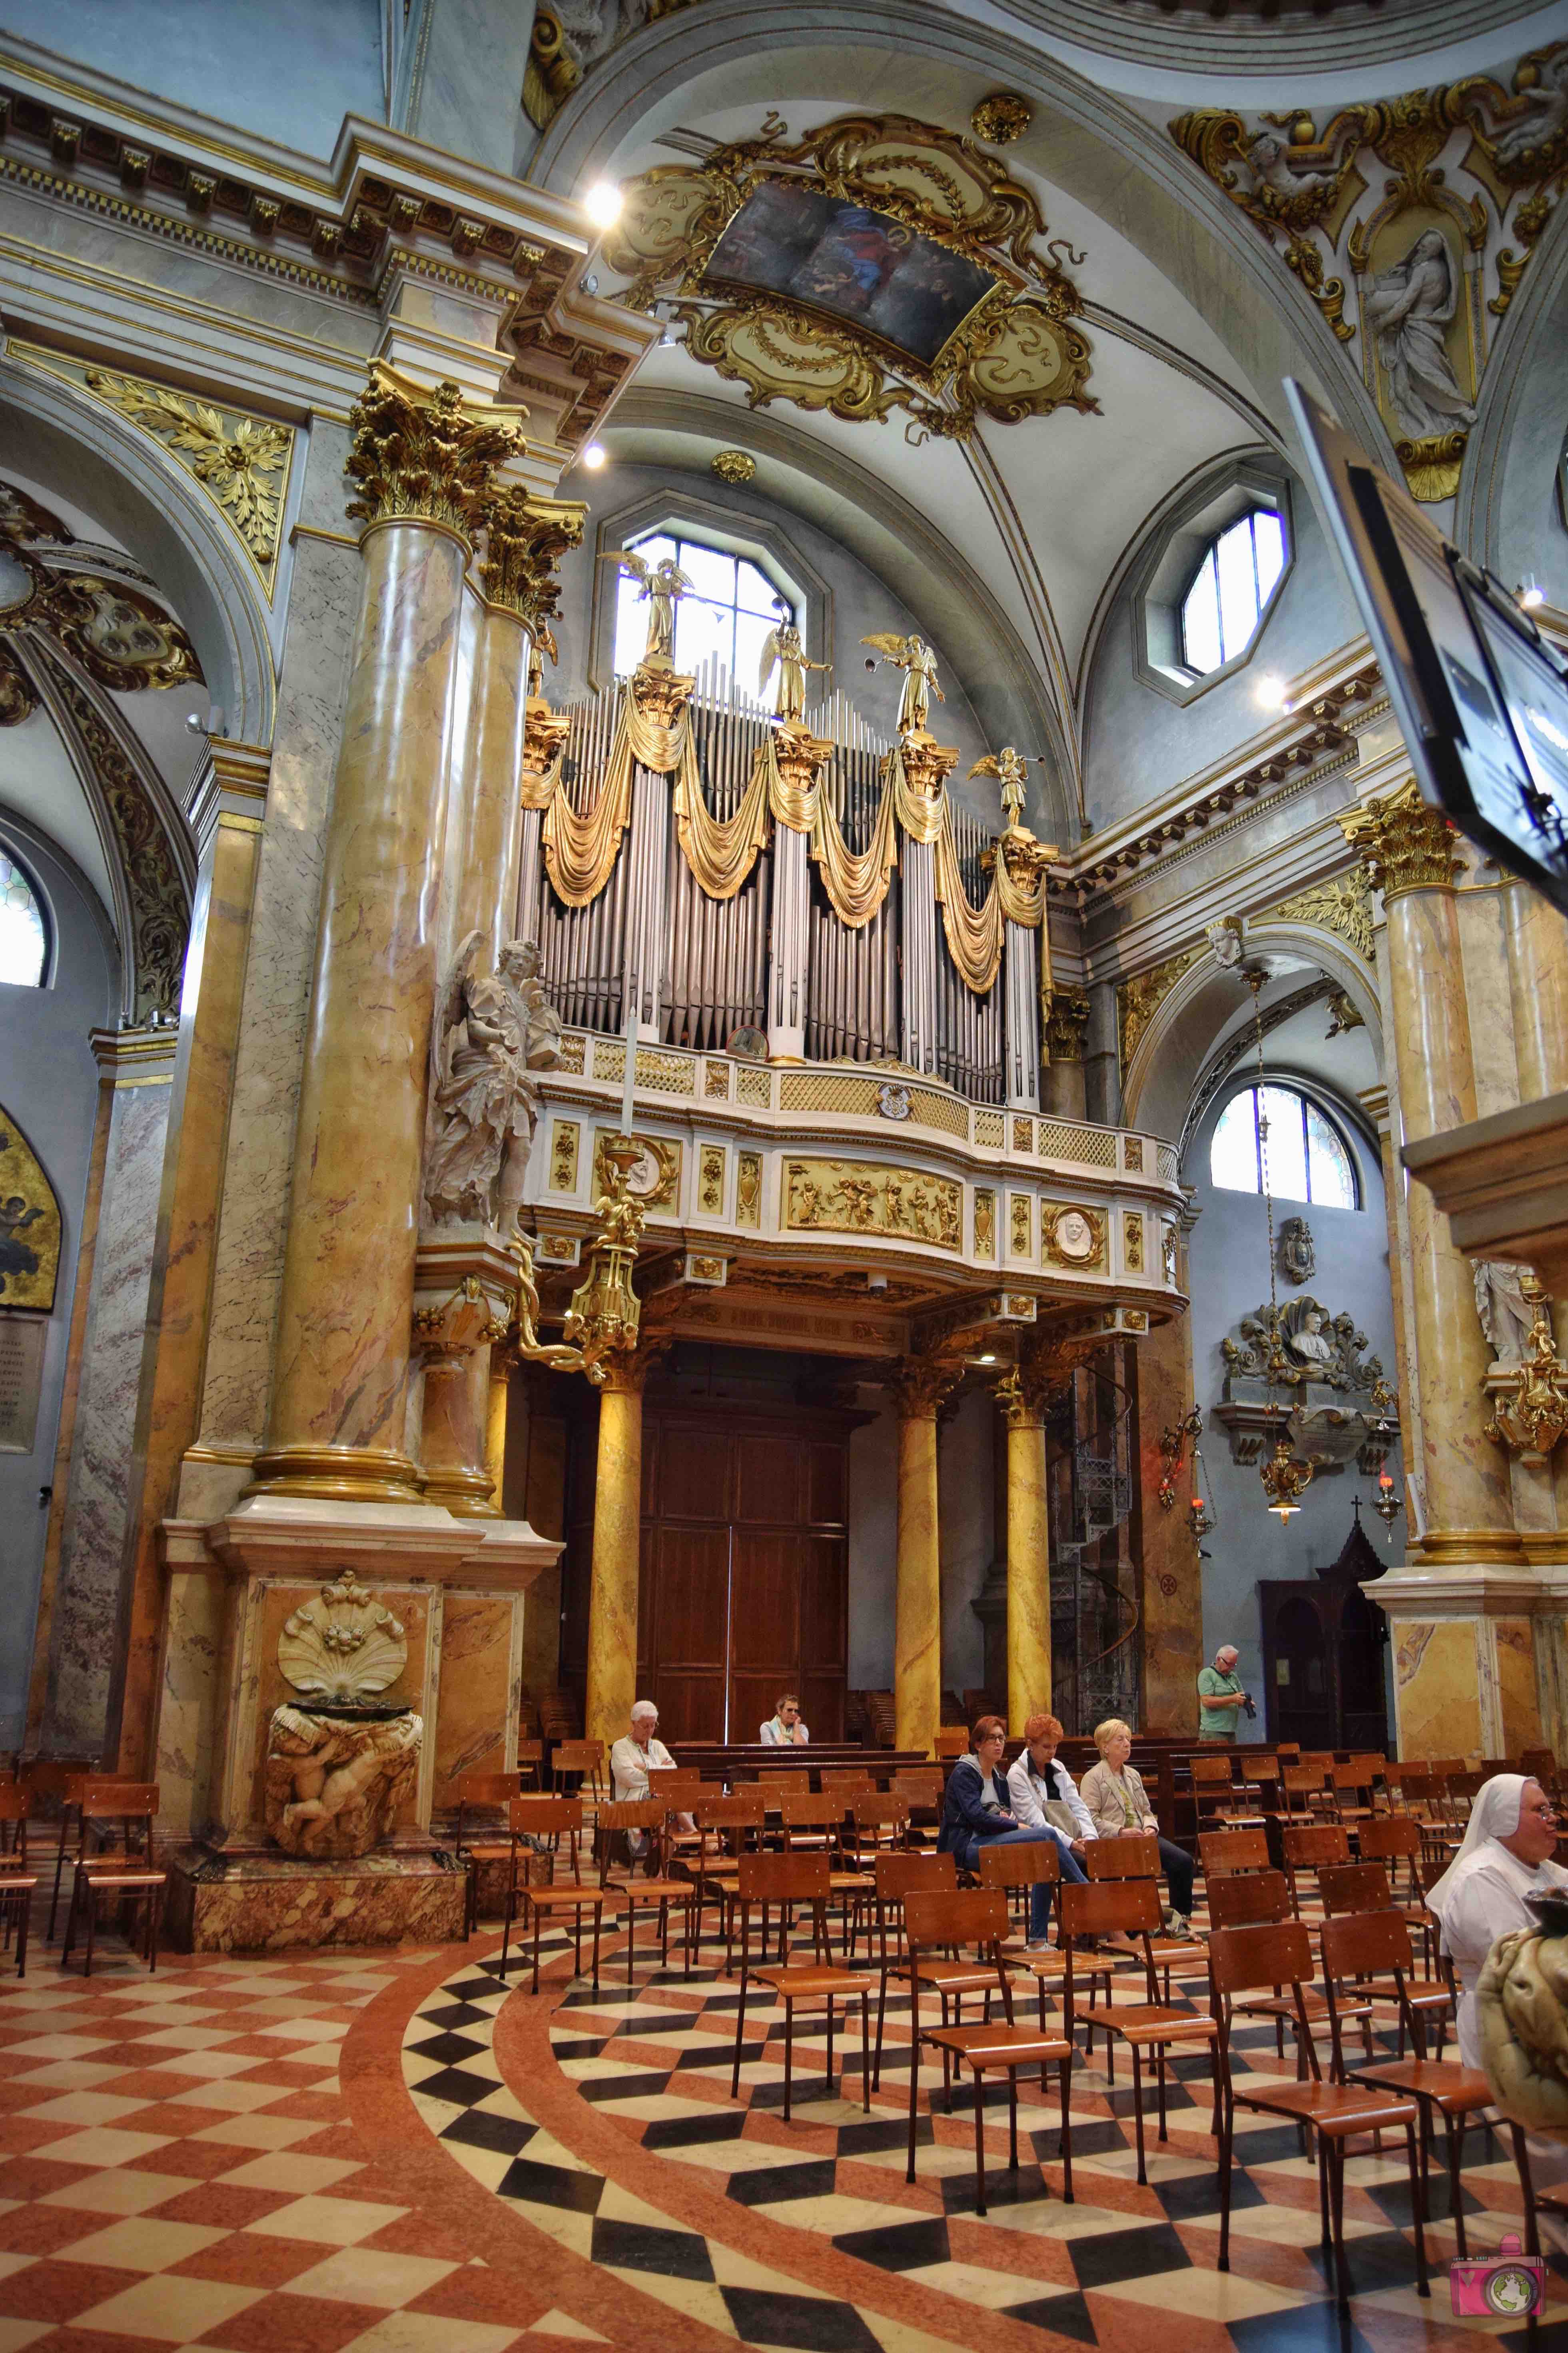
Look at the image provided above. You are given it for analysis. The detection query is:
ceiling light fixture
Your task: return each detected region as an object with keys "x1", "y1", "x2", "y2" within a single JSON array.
[
  {"x1": 581, "y1": 443, "x2": 607, "y2": 471},
  {"x1": 1518, "y1": 579, "x2": 1546, "y2": 611},
  {"x1": 1255, "y1": 673, "x2": 1293, "y2": 713},
  {"x1": 583, "y1": 181, "x2": 622, "y2": 229}
]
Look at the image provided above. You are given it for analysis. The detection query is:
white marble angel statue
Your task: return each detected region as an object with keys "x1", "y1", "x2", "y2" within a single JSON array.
[
  {"x1": 970, "y1": 747, "x2": 1028, "y2": 829},
  {"x1": 1363, "y1": 228, "x2": 1476, "y2": 442},
  {"x1": 423, "y1": 935, "x2": 562, "y2": 1240},
  {"x1": 599, "y1": 547, "x2": 694, "y2": 665},
  {"x1": 1474, "y1": 1259, "x2": 1542, "y2": 1366},
  {"x1": 758, "y1": 608, "x2": 828, "y2": 721},
  {"x1": 862, "y1": 633, "x2": 943, "y2": 735}
]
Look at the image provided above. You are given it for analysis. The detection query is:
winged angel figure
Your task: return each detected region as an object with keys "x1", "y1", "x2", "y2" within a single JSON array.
[
  {"x1": 970, "y1": 747, "x2": 1029, "y2": 829},
  {"x1": 599, "y1": 547, "x2": 695, "y2": 666},
  {"x1": 758, "y1": 608, "x2": 828, "y2": 721},
  {"x1": 861, "y1": 634, "x2": 943, "y2": 736}
]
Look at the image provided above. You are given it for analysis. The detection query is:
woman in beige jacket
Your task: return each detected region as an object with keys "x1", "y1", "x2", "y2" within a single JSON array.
[{"x1": 1079, "y1": 1717, "x2": 1196, "y2": 1934}]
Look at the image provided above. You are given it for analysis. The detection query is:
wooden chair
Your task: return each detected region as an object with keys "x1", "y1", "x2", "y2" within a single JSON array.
[
  {"x1": 516, "y1": 1738, "x2": 545, "y2": 1791},
  {"x1": 0, "y1": 1787, "x2": 36, "y2": 1977},
  {"x1": 844, "y1": 1796, "x2": 909, "y2": 1872},
  {"x1": 891, "y1": 1770, "x2": 943, "y2": 1847},
  {"x1": 760, "y1": 1768, "x2": 811, "y2": 1796},
  {"x1": 820, "y1": 1768, "x2": 875, "y2": 1796},
  {"x1": 60, "y1": 1783, "x2": 163, "y2": 1977},
  {"x1": 1058, "y1": 1877, "x2": 1220, "y2": 2185},
  {"x1": 1281, "y1": 1762, "x2": 1329, "y2": 1820},
  {"x1": 452, "y1": 1770, "x2": 522, "y2": 1936},
  {"x1": 1189, "y1": 1752, "x2": 1240, "y2": 1828},
  {"x1": 552, "y1": 1738, "x2": 604, "y2": 1803},
  {"x1": 1280, "y1": 1821, "x2": 1351, "y2": 1918},
  {"x1": 1326, "y1": 1762, "x2": 1378, "y2": 1830},
  {"x1": 1198, "y1": 1825, "x2": 1270, "y2": 1882},
  {"x1": 498, "y1": 1797, "x2": 618, "y2": 1993},
  {"x1": 1232, "y1": 1752, "x2": 1281, "y2": 1813},
  {"x1": 1207, "y1": 1867, "x2": 1291, "y2": 1932},
  {"x1": 866, "y1": 1848, "x2": 956, "y2": 2087},
  {"x1": 728, "y1": 1853, "x2": 872, "y2": 2121},
  {"x1": 1083, "y1": 1832, "x2": 1204, "y2": 1999},
  {"x1": 779, "y1": 1795, "x2": 867, "y2": 1949},
  {"x1": 1342, "y1": 1945, "x2": 1493, "y2": 2260},
  {"x1": 597, "y1": 1800, "x2": 698, "y2": 1980},
  {"x1": 933, "y1": 1728, "x2": 969, "y2": 1761},
  {"x1": 46, "y1": 1769, "x2": 134, "y2": 1942},
  {"x1": 692, "y1": 1792, "x2": 766, "y2": 1969},
  {"x1": 904, "y1": 1887, "x2": 1074, "y2": 2217},
  {"x1": 1317, "y1": 1864, "x2": 1452, "y2": 2059},
  {"x1": 978, "y1": 1842, "x2": 1114, "y2": 2022},
  {"x1": 1359, "y1": 1812, "x2": 1430, "y2": 1912},
  {"x1": 1208, "y1": 1920, "x2": 1428, "y2": 2307}
]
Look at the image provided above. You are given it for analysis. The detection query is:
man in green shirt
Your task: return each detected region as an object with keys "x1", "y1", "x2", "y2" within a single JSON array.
[{"x1": 1197, "y1": 1645, "x2": 1249, "y2": 1740}]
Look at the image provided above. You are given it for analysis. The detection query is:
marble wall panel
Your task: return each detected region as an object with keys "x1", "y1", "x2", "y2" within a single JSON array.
[
  {"x1": 1394, "y1": 1618, "x2": 1483, "y2": 1760},
  {"x1": 155, "y1": 1564, "x2": 233, "y2": 1844},
  {"x1": 434, "y1": 1592, "x2": 523, "y2": 1808},
  {"x1": 184, "y1": 429, "x2": 359, "y2": 1511},
  {"x1": 1137, "y1": 1310, "x2": 1201, "y2": 1737},
  {"x1": 1456, "y1": 884, "x2": 1520, "y2": 1121},
  {"x1": 43, "y1": 1075, "x2": 171, "y2": 1753},
  {"x1": 1495, "y1": 1616, "x2": 1547, "y2": 1758}
]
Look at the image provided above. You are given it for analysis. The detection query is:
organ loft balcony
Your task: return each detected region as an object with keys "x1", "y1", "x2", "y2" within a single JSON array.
[{"x1": 524, "y1": 1034, "x2": 1185, "y2": 1360}]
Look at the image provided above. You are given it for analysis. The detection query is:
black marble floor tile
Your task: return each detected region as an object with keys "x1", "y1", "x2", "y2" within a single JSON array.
[
  {"x1": 438, "y1": 2110, "x2": 538, "y2": 2157},
  {"x1": 406, "y1": 2063, "x2": 505, "y2": 2107},
  {"x1": 640, "y1": 2109, "x2": 749, "y2": 2149},
  {"x1": 727, "y1": 2157, "x2": 839, "y2": 2206},
  {"x1": 495, "y1": 2156, "x2": 605, "y2": 2212},
  {"x1": 719, "y1": 2286, "x2": 884, "y2": 2351},
  {"x1": 590, "y1": 2213, "x2": 716, "y2": 2278},
  {"x1": 1068, "y1": 2220, "x2": 1193, "y2": 2290},
  {"x1": 831, "y1": 2215, "x2": 951, "y2": 2272},
  {"x1": 1003, "y1": 2289, "x2": 1099, "y2": 2343}
]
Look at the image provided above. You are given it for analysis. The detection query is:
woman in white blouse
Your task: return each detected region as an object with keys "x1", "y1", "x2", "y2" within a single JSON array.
[{"x1": 1078, "y1": 1717, "x2": 1196, "y2": 1935}]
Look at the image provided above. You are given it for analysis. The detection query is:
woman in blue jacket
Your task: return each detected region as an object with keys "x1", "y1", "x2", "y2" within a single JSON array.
[{"x1": 938, "y1": 1715, "x2": 1088, "y2": 1946}]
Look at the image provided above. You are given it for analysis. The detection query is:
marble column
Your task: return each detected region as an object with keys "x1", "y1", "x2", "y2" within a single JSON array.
[
  {"x1": 1135, "y1": 1308, "x2": 1204, "y2": 1738},
  {"x1": 1000, "y1": 1384, "x2": 1051, "y2": 1728},
  {"x1": 1343, "y1": 784, "x2": 1516, "y2": 1556},
  {"x1": 889, "y1": 1358, "x2": 957, "y2": 1756},
  {"x1": 255, "y1": 370, "x2": 521, "y2": 1504},
  {"x1": 109, "y1": 748, "x2": 271, "y2": 1775},
  {"x1": 1501, "y1": 875, "x2": 1568, "y2": 1102},
  {"x1": 584, "y1": 1352, "x2": 652, "y2": 1752},
  {"x1": 1043, "y1": 990, "x2": 1090, "y2": 1122}
]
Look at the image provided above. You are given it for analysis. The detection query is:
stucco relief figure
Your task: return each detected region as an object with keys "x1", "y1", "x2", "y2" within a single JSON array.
[
  {"x1": 1475, "y1": 1260, "x2": 1540, "y2": 1365},
  {"x1": 600, "y1": 548, "x2": 695, "y2": 667},
  {"x1": 424, "y1": 936, "x2": 563, "y2": 1240},
  {"x1": 1279, "y1": 1215, "x2": 1316, "y2": 1286},
  {"x1": 265, "y1": 1705, "x2": 422, "y2": 1860},
  {"x1": 1486, "y1": 51, "x2": 1568, "y2": 167},
  {"x1": 1364, "y1": 229, "x2": 1476, "y2": 441},
  {"x1": 758, "y1": 610, "x2": 828, "y2": 722},
  {"x1": 861, "y1": 633, "x2": 944, "y2": 735},
  {"x1": 1246, "y1": 130, "x2": 1341, "y2": 199}
]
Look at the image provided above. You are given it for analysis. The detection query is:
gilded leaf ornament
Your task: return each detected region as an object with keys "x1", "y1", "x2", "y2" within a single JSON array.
[
  {"x1": 481, "y1": 485, "x2": 586, "y2": 634},
  {"x1": 82, "y1": 370, "x2": 293, "y2": 568},
  {"x1": 1265, "y1": 870, "x2": 1375, "y2": 964},
  {"x1": 346, "y1": 368, "x2": 525, "y2": 539},
  {"x1": 599, "y1": 112, "x2": 1095, "y2": 441}
]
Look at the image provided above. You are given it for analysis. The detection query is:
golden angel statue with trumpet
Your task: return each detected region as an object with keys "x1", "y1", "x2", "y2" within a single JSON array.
[
  {"x1": 861, "y1": 633, "x2": 943, "y2": 736},
  {"x1": 970, "y1": 747, "x2": 1029, "y2": 830},
  {"x1": 758, "y1": 607, "x2": 828, "y2": 722},
  {"x1": 599, "y1": 547, "x2": 695, "y2": 666}
]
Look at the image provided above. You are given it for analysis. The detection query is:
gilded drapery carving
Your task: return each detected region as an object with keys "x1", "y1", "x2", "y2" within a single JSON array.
[
  {"x1": 672, "y1": 729, "x2": 770, "y2": 903},
  {"x1": 541, "y1": 717, "x2": 634, "y2": 905}
]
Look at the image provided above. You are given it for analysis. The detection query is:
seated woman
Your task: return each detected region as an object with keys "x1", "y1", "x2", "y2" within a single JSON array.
[
  {"x1": 938, "y1": 1714, "x2": 1087, "y2": 1950},
  {"x1": 1079, "y1": 1717, "x2": 1197, "y2": 1936}
]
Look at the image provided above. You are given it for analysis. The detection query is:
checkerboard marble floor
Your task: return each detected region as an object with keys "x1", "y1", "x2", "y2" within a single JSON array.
[{"x1": 1, "y1": 1881, "x2": 1561, "y2": 2353}]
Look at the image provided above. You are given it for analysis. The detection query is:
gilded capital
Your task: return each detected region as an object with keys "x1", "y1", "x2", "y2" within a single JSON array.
[
  {"x1": 481, "y1": 485, "x2": 587, "y2": 630},
  {"x1": 997, "y1": 828, "x2": 1055, "y2": 890},
  {"x1": 1045, "y1": 989, "x2": 1090, "y2": 1064},
  {"x1": 886, "y1": 1353, "x2": 961, "y2": 1421},
  {"x1": 899, "y1": 735, "x2": 962, "y2": 801},
  {"x1": 345, "y1": 367, "x2": 525, "y2": 539},
  {"x1": 596, "y1": 1334, "x2": 670, "y2": 1397},
  {"x1": 995, "y1": 1368, "x2": 1047, "y2": 1430},
  {"x1": 772, "y1": 722, "x2": 834, "y2": 801},
  {"x1": 1339, "y1": 780, "x2": 1464, "y2": 902},
  {"x1": 630, "y1": 661, "x2": 698, "y2": 734}
]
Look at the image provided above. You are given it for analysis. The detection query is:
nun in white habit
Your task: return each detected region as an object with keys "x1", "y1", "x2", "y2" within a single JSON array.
[{"x1": 1428, "y1": 1773, "x2": 1568, "y2": 2235}]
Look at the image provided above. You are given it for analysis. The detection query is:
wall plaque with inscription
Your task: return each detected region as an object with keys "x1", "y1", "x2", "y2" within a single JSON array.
[{"x1": 0, "y1": 1314, "x2": 47, "y2": 1453}]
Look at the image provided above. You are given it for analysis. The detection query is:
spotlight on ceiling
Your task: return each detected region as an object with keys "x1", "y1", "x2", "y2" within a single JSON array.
[
  {"x1": 1518, "y1": 579, "x2": 1546, "y2": 611},
  {"x1": 1255, "y1": 672, "x2": 1292, "y2": 712},
  {"x1": 583, "y1": 181, "x2": 622, "y2": 230},
  {"x1": 581, "y1": 442, "x2": 607, "y2": 471}
]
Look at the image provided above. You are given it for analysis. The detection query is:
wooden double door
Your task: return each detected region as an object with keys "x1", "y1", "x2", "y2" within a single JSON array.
[{"x1": 564, "y1": 1396, "x2": 850, "y2": 1744}]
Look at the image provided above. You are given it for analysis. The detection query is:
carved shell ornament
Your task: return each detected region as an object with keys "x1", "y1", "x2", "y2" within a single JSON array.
[{"x1": 277, "y1": 1569, "x2": 408, "y2": 1703}]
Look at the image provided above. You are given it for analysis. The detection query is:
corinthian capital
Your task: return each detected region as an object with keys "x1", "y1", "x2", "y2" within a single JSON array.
[
  {"x1": 1339, "y1": 779, "x2": 1464, "y2": 902},
  {"x1": 345, "y1": 366, "x2": 525, "y2": 538},
  {"x1": 481, "y1": 485, "x2": 587, "y2": 630},
  {"x1": 886, "y1": 1352, "x2": 961, "y2": 1421}
]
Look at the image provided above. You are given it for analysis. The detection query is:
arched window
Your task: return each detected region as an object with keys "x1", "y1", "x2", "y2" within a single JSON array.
[
  {"x1": 1210, "y1": 1083, "x2": 1359, "y2": 1210},
  {"x1": 0, "y1": 847, "x2": 47, "y2": 988},
  {"x1": 1181, "y1": 507, "x2": 1286, "y2": 676},
  {"x1": 612, "y1": 528, "x2": 800, "y2": 685}
]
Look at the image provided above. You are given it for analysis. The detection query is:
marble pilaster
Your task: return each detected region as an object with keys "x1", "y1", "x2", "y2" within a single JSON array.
[
  {"x1": 256, "y1": 372, "x2": 522, "y2": 1502},
  {"x1": 584, "y1": 1354, "x2": 650, "y2": 1752},
  {"x1": 1135, "y1": 1309, "x2": 1203, "y2": 1738},
  {"x1": 40, "y1": 1032, "x2": 174, "y2": 1754},
  {"x1": 889, "y1": 1358, "x2": 956, "y2": 1758},
  {"x1": 1502, "y1": 875, "x2": 1568, "y2": 1103}
]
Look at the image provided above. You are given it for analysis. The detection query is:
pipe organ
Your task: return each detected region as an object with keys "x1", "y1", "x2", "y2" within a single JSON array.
[{"x1": 522, "y1": 653, "x2": 1049, "y2": 1108}]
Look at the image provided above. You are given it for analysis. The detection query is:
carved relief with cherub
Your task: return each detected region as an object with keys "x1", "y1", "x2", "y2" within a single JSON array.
[{"x1": 263, "y1": 1570, "x2": 423, "y2": 1862}]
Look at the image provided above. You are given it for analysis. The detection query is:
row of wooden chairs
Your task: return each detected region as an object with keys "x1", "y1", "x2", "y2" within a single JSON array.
[{"x1": 0, "y1": 1776, "x2": 163, "y2": 1977}]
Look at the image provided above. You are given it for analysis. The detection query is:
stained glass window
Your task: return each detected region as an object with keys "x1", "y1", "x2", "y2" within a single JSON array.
[
  {"x1": 612, "y1": 530, "x2": 799, "y2": 688},
  {"x1": 0, "y1": 849, "x2": 46, "y2": 987},
  {"x1": 1210, "y1": 1084, "x2": 1358, "y2": 1209},
  {"x1": 1181, "y1": 508, "x2": 1285, "y2": 675}
]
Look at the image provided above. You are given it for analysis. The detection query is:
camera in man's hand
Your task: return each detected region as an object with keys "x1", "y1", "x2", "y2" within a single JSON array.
[{"x1": 1241, "y1": 1695, "x2": 1257, "y2": 1722}]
